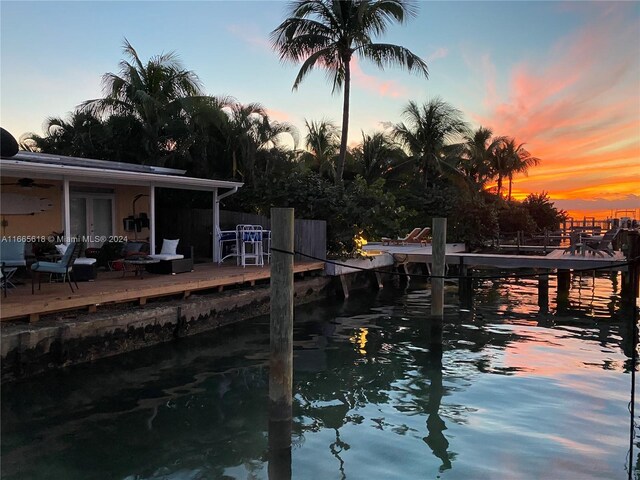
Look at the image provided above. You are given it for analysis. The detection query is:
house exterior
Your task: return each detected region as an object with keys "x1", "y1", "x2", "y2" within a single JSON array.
[{"x1": 0, "y1": 151, "x2": 243, "y2": 261}]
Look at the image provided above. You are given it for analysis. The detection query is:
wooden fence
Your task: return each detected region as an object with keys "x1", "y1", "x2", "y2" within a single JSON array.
[{"x1": 156, "y1": 209, "x2": 326, "y2": 262}]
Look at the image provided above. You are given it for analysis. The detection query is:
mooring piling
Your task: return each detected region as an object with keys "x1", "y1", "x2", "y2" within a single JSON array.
[
  {"x1": 268, "y1": 207, "x2": 294, "y2": 479},
  {"x1": 431, "y1": 218, "x2": 447, "y2": 317}
]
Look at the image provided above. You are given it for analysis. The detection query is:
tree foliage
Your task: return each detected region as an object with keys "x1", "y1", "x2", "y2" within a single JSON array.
[{"x1": 19, "y1": 39, "x2": 561, "y2": 256}]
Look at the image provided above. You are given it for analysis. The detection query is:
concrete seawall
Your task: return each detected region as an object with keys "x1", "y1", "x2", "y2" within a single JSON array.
[{"x1": 1, "y1": 276, "x2": 333, "y2": 382}]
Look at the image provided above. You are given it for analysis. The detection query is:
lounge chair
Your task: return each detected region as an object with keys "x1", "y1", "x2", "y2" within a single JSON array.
[
  {"x1": 382, "y1": 228, "x2": 422, "y2": 245},
  {"x1": 409, "y1": 227, "x2": 431, "y2": 245}
]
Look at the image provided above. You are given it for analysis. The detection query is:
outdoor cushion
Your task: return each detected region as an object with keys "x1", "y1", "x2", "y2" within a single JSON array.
[
  {"x1": 74, "y1": 257, "x2": 97, "y2": 265},
  {"x1": 149, "y1": 254, "x2": 184, "y2": 261},
  {"x1": 123, "y1": 241, "x2": 149, "y2": 256},
  {"x1": 31, "y1": 261, "x2": 67, "y2": 274},
  {"x1": 160, "y1": 239, "x2": 179, "y2": 255},
  {"x1": 0, "y1": 240, "x2": 26, "y2": 267},
  {"x1": 55, "y1": 244, "x2": 68, "y2": 255}
]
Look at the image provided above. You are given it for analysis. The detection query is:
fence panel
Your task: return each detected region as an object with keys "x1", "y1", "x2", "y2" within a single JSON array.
[{"x1": 156, "y1": 209, "x2": 326, "y2": 261}]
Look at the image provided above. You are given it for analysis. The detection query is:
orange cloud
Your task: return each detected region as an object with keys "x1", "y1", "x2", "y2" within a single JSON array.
[
  {"x1": 265, "y1": 108, "x2": 291, "y2": 122},
  {"x1": 469, "y1": 4, "x2": 639, "y2": 215}
]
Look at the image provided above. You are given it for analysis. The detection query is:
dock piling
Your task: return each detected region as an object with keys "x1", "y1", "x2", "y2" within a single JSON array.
[
  {"x1": 538, "y1": 271, "x2": 549, "y2": 313},
  {"x1": 269, "y1": 207, "x2": 294, "y2": 479},
  {"x1": 458, "y1": 259, "x2": 473, "y2": 309},
  {"x1": 431, "y1": 218, "x2": 447, "y2": 317},
  {"x1": 557, "y1": 269, "x2": 571, "y2": 293},
  {"x1": 622, "y1": 231, "x2": 640, "y2": 303}
]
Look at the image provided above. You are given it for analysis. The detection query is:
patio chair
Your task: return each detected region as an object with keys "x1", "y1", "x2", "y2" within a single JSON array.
[
  {"x1": 584, "y1": 228, "x2": 618, "y2": 257},
  {"x1": 563, "y1": 231, "x2": 584, "y2": 256},
  {"x1": 0, "y1": 240, "x2": 26, "y2": 296},
  {"x1": 217, "y1": 226, "x2": 238, "y2": 265},
  {"x1": 238, "y1": 224, "x2": 264, "y2": 267},
  {"x1": 381, "y1": 227, "x2": 422, "y2": 245},
  {"x1": 31, "y1": 242, "x2": 80, "y2": 294}
]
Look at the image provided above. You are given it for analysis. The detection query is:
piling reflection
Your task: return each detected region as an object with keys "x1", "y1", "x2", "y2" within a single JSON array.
[
  {"x1": 268, "y1": 401, "x2": 292, "y2": 480},
  {"x1": 423, "y1": 318, "x2": 451, "y2": 471}
]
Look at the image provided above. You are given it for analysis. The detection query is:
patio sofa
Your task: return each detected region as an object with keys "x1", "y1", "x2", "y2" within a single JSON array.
[{"x1": 146, "y1": 243, "x2": 194, "y2": 275}]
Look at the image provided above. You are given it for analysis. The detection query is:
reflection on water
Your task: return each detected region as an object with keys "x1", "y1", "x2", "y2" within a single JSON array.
[{"x1": 1, "y1": 272, "x2": 637, "y2": 479}]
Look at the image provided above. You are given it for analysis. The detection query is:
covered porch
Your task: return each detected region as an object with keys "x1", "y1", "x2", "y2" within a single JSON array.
[{"x1": 1, "y1": 152, "x2": 243, "y2": 262}]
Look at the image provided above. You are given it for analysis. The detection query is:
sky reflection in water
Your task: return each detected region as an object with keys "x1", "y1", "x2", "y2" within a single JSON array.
[{"x1": 1, "y1": 272, "x2": 636, "y2": 480}]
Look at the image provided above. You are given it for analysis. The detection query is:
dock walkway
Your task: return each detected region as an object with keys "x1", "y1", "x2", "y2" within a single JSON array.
[{"x1": 362, "y1": 243, "x2": 627, "y2": 272}]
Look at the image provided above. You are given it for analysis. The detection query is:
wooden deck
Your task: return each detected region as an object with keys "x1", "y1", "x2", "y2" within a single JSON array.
[{"x1": 0, "y1": 261, "x2": 325, "y2": 322}]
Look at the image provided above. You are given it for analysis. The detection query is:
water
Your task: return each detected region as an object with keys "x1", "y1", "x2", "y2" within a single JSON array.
[{"x1": 1, "y1": 272, "x2": 637, "y2": 479}]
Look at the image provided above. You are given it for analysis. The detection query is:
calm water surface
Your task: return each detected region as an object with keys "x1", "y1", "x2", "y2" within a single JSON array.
[{"x1": 1, "y1": 272, "x2": 637, "y2": 479}]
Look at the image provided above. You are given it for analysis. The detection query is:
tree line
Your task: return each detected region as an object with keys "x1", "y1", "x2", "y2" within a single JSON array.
[{"x1": 19, "y1": 1, "x2": 565, "y2": 255}]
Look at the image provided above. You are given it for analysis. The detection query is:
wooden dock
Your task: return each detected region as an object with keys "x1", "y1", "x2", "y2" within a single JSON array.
[
  {"x1": 363, "y1": 243, "x2": 628, "y2": 271},
  {"x1": 0, "y1": 261, "x2": 325, "y2": 322}
]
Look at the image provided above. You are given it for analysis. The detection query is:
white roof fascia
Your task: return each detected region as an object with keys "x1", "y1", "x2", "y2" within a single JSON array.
[{"x1": 0, "y1": 159, "x2": 243, "y2": 192}]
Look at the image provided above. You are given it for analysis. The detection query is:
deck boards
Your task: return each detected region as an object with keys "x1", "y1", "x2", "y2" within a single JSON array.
[{"x1": 0, "y1": 261, "x2": 324, "y2": 322}]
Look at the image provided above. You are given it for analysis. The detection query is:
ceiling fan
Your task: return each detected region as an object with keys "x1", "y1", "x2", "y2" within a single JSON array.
[{"x1": 1, "y1": 177, "x2": 55, "y2": 189}]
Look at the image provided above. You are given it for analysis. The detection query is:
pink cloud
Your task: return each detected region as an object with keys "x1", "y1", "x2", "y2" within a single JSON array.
[
  {"x1": 350, "y1": 57, "x2": 408, "y2": 98},
  {"x1": 226, "y1": 24, "x2": 272, "y2": 52},
  {"x1": 427, "y1": 47, "x2": 449, "y2": 63}
]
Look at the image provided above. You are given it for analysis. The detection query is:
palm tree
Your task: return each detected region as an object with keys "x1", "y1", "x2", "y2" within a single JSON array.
[
  {"x1": 392, "y1": 98, "x2": 470, "y2": 187},
  {"x1": 177, "y1": 95, "x2": 231, "y2": 177},
  {"x1": 81, "y1": 38, "x2": 203, "y2": 164},
  {"x1": 222, "y1": 101, "x2": 267, "y2": 181},
  {"x1": 501, "y1": 138, "x2": 540, "y2": 201},
  {"x1": 352, "y1": 131, "x2": 405, "y2": 184},
  {"x1": 20, "y1": 110, "x2": 107, "y2": 158},
  {"x1": 300, "y1": 119, "x2": 340, "y2": 179},
  {"x1": 461, "y1": 126, "x2": 503, "y2": 192},
  {"x1": 252, "y1": 115, "x2": 300, "y2": 179},
  {"x1": 222, "y1": 101, "x2": 299, "y2": 183},
  {"x1": 271, "y1": 0, "x2": 429, "y2": 184}
]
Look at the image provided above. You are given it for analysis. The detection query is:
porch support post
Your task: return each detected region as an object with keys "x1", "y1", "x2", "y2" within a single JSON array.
[
  {"x1": 63, "y1": 178, "x2": 71, "y2": 244},
  {"x1": 149, "y1": 185, "x2": 156, "y2": 255},
  {"x1": 212, "y1": 189, "x2": 219, "y2": 263}
]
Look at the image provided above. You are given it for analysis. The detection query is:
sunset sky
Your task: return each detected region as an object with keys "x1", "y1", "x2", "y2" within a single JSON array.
[{"x1": 1, "y1": 1, "x2": 638, "y2": 219}]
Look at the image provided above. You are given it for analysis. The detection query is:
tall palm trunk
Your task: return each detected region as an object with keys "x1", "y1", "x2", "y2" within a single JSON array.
[
  {"x1": 232, "y1": 150, "x2": 238, "y2": 179},
  {"x1": 336, "y1": 57, "x2": 351, "y2": 185},
  {"x1": 497, "y1": 174, "x2": 503, "y2": 198},
  {"x1": 508, "y1": 173, "x2": 513, "y2": 202}
]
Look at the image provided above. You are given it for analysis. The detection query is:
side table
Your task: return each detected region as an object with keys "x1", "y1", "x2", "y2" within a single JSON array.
[{"x1": 122, "y1": 258, "x2": 160, "y2": 279}]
